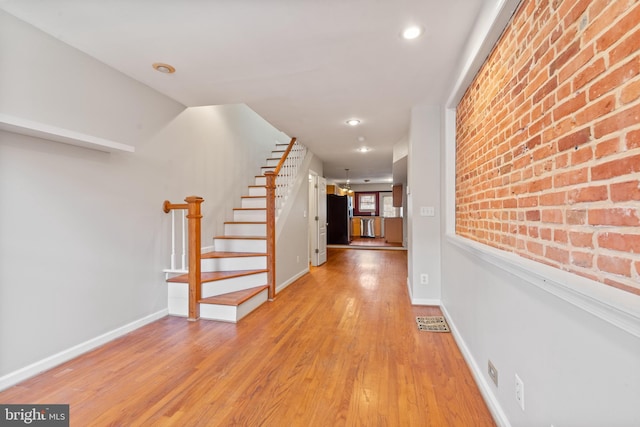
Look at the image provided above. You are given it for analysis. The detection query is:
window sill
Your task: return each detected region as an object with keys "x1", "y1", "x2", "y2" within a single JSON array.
[{"x1": 446, "y1": 234, "x2": 640, "y2": 338}]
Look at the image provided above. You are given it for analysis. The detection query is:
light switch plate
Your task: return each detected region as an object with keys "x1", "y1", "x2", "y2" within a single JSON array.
[{"x1": 420, "y1": 206, "x2": 435, "y2": 217}]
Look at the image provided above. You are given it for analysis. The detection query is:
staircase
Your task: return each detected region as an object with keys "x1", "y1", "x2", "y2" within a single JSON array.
[{"x1": 165, "y1": 140, "x2": 305, "y2": 322}]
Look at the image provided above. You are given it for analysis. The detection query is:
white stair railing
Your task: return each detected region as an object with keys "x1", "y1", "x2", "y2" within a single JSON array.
[
  {"x1": 274, "y1": 139, "x2": 307, "y2": 219},
  {"x1": 162, "y1": 202, "x2": 188, "y2": 278}
]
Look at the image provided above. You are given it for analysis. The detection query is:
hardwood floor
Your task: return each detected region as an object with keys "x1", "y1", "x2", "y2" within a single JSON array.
[{"x1": 0, "y1": 248, "x2": 494, "y2": 426}]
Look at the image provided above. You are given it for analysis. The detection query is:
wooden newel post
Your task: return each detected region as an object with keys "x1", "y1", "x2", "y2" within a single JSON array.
[
  {"x1": 265, "y1": 171, "x2": 276, "y2": 300},
  {"x1": 185, "y1": 196, "x2": 204, "y2": 321}
]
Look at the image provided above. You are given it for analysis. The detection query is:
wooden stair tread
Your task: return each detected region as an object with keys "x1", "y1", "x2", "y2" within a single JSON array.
[
  {"x1": 202, "y1": 251, "x2": 266, "y2": 259},
  {"x1": 215, "y1": 235, "x2": 266, "y2": 240},
  {"x1": 167, "y1": 269, "x2": 267, "y2": 283},
  {"x1": 241, "y1": 195, "x2": 266, "y2": 199},
  {"x1": 199, "y1": 285, "x2": 269, "y2": 306}
]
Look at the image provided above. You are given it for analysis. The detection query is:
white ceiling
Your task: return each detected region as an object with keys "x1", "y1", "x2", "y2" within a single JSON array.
[{"x1": 0, "y1": 0, "x2": 487, "y2": 185}]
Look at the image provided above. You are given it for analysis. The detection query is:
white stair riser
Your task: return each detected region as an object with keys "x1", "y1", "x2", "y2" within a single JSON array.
[
  {"x1": 199, "y1": 288, "x2": 268, "y2": 322},
  {"x1": 168, "y1": 283, "x2": 189, "y2": 317},
  {"x1": 233, "y1": 210, "x2": 266, "y2": 222},
  {"x1": 241, "y1": 198, "x2": 266, "y2": 208},
  {"x1": 201, "y1": 272, "x2": 268, "y2": 297},
  {"x1": 201, "y1": 256, "x2": 266, "y2": 272},
  {"x1": 266, "y1": 158, "x2": 280, "y2": 167},
  {"x1": 254, "y1": 176, "x2": 266, "y2": 186},
  {"x1": 224, "y1": 223, "x2": 266, "y2": 236},
  {"x1": 215, "y1": 238, "x2": 266, "y2": 253},
  {"x1": 249, "y1": 186, "x2": 266, "y2": 196},
  {"x1": 261, "y1": 167, "x2": 275, "y2": 174}
]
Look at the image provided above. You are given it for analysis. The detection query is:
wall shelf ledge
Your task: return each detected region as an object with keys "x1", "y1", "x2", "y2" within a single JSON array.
[{"x1": 0, "y1": 113, "x2": 135, "y2": 153}]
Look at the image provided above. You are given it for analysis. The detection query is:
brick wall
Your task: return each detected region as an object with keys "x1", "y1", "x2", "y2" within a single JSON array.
[{"x1": 455, "y1": 0, "x2": 640, "y2": 295}]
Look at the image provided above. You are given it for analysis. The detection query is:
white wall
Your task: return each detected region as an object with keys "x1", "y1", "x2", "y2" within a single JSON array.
[
  {"x1": 275, "y1": 153, "x2": 322, "y2": 291},
  {"x1": 0, "y1": 11, "x2": 290, "y2": 385},
  {"x1": 407, "y1": 104, "x2": 441, "y2": 304},
  {"x1": 441, "y1": 238, "x2": 640, "y2": 426}
]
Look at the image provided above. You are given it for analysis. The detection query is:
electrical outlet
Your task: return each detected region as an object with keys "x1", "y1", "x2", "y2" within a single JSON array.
[
  {"x1": 515, "y1": 373, "x2": 525, "y2": 411},
  {"x1": 488, "y1": 360, "x2": 498, "y2": 386},
  {"x1": 420, "y1": 274, "x2": 429, "y2": 284}
]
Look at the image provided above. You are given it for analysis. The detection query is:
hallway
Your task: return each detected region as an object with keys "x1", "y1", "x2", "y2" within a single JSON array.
[{"x1": 0, "y1": 248, "x2": 494, "y2": 426}]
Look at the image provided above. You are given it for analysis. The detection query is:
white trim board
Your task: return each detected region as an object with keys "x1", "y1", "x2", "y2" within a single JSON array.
[
  {"x1": 447, "y1": 234, "x2": 640, "y2": 339},
  {"x1": 0, "y1": 309, "x2": 167, "y2": 391}
]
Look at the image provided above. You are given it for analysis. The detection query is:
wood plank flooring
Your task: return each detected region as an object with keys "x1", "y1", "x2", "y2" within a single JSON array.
[{"x1": 0, "y1": 248, "x2": 494, "y2": 426}]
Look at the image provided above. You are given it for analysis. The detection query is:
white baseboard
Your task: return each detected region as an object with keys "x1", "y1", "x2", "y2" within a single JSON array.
[
  {"x1": 411, "y1": 297, "x2": 441, "y2": 306},
  {"x1": 276, "y1": 268, "x2": 309, "y2": 293},
  {"x1": 0, "y1": 309, "x2": 168, "y2": 392},
  {"x1": 406, "y1": 277, "x2": 441, "y2": 306},
  {"x1": 440, "y1": 304, "x2": 511, "y2": 427}
]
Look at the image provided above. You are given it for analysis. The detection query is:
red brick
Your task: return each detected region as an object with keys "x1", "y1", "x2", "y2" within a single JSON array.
[
  {"x1": 611, "y1": 27, "x2": 640, "y2": 66},
  {"x1": 455, "y1": 0, "x2": 640, "y2": 295},
  {"x1": 526, "y1": 210, "x2": 541, "y2": 221},
  {"x1": 588, "y1": 208, "x2": 640, "y2": 226},
  {"x1": 594, "y1": 136, "x2": 620, "y2": 159},
  {"x1": 527, "y1": 240, "x2": 544, "y2": 255},
  {"x1": 569, "y1": 231, "x2": 594, "y2": 248},
  {"x1": 558, "y1": 43, "x2": 595, "y2": 84},
  {"x1": 573, "y1": 57, "x2": 606, "y2": 90},
  {"x1": 594, "y1": 103, "x2": 640, "y2": 138},
  {"x1": 620, "y1": 78, "x2": 640, "y2": 104},
  {"x1": 597, "y1": 255, "x2": 632, "y2": 276},
  {"x1": 557, "y1": 127, "x2": 592, "y2": 152},
  {"x1": 519, "y1": 195, "x2": 539, "y2": 207},
  {"x1": 610, "y1": 180, "x2": 640, "y2": 202},
  {"x1": 570, "y1": 145, "x2": 593, "y2": 165},
  {"x1": 591, "y1": 154, "x2": 640, "y2": 180},
  {"x1": 598, "y1": 232, "x2": 640, "y2": 252},
  {"x1": 595, "y1": 1, "x2": 640, "y2": 53},
  {"x1": 546, "y1": 246, "x2": 570, "y2": 263},
  {"x1": 567, "y1": 209, "x2": 587, "y2": 224},
  {"x1": 571, "y1": 251, "x2": 593, "y2": 268},
  {"x1": 574, "y1": 95, "x2": 615, "y2": 127},
  {"x1": 542, "y1": 209, "x2": 564, "y2": 223},
  {"x1": 529, "y1": 177, "x2": 553, "y2": 193},
  {"x1": 554, "y1": 167, "x2": 589, "y2": 187},
  {"x1": 554, "y1": 229, "x2": 568, "y2": 244},
  {"x1": 589, "y1": 57, "x2": 640, "y2": 101},
  {"x1": 627, "y1": 129, "x2": 640, "y2": 150},
  {"x1": 568, "y1": 185, "x2": 608, "y2": 203},
  {"x1": 553, "y1": 91, "x2": 587, "y2": 122},
  {"x1": 533, "y1": 76, "x2": 558, "y2": 104},
  {"x1": 540, "y1": 191, "x2": 567, "y2": 205}
]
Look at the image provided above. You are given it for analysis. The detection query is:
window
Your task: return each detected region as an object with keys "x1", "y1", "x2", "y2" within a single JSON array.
[
  {"x1": 355, "y1": 192, "x2": 378, "y2": 216},
  {"x1": 382, "y1": 194, "x2": 401, "y2": 218}
]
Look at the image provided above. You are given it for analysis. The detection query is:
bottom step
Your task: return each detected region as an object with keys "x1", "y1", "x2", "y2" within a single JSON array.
[
  {"x1": 199, "y1": 285, "x2": 269, "y2": 306},
  {"x1": 199, "y1": 285, "x2": 269, "y2": 323}
]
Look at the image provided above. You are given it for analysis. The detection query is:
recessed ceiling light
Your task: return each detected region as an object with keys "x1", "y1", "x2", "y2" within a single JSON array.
[
  {"x1": 346, "y1": 119, "x2": 361, "y2": 126},
  {"x1": 357, "y1": 147, "x2": 371, "y2": 153},
  {"x1": 152, "y1": 62, "x2": 176, "y2": 74},
  {"x1": 402, "y1": 25, "x2": 424, "y2": 40}
]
